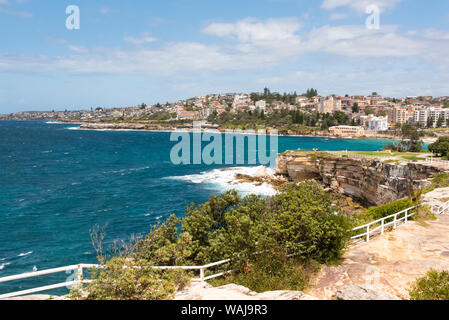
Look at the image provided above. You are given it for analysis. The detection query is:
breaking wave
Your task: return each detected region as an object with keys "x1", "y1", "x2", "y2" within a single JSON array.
[{"x1": 166, "y1": 166, "x2": 278, "y2": 196}]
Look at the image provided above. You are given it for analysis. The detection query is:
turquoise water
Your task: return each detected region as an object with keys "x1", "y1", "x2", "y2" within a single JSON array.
[{"x1": 0, "y1": 120, "x2": 393, "y2": 294}]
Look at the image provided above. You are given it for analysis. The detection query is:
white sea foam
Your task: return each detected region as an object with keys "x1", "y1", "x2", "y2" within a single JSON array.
[
  {"x1": 18, "y1": 251, "x2": 33, "y2": 257},
  {"x1": 167, "y1": 166, "x2": 278, "y2": 196},
  {"x1": 0, "y1": 262, "x2": 11, "y2": 270}
]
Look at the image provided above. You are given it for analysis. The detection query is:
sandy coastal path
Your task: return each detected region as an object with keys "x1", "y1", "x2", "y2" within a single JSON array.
[{"x1": 308, "y1": 214, "x2": 449, "y2": 299}]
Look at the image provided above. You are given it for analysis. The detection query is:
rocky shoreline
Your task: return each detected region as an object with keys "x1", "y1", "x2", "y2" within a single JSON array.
[
  {"x1": 45, "y1": 121, "x2": 408, "y2": 141},
  {"x1": 276, "y1": 151, "x2": 444, "y2": 206}
]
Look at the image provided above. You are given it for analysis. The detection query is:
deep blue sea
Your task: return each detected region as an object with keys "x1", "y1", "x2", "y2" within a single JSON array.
[{"x1": 0, "y1": 120, "x2": 393, "y2": 295}]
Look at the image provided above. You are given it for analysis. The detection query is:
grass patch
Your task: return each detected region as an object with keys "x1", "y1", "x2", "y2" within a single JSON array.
[
  {"x1": 423, "y1": 173, "x2": 449, "y2": 193},
  {"x1": 411, "y1": 205, "x2": 437, "y2": 226},
  {"x1": 400, "y1": 155, "x2": 426, "y2": 162},
  {"x1": 208, "y1": 254, "x2": 321, "y2": 293}
]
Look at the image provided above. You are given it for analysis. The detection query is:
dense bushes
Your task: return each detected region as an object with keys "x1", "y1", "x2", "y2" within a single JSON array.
[
  {"x1": 265, "y1": 182, "x2": 353, "y2": 264},
  {"x1": 75, "y1": 181, "x2": 354, "y2": 298},
  {"x1": 409, "y1": 269, "x2": 449, "y2": 300},
  {"x1": 134, "y1": 181, "x2": 353, "y2": 292},
  {"x1": 364, "y1": 198, "x2": 417, "y2": 221},
  {"x1": 70, "y1": 257, "x2": 189, "y2": 300},
  {"x1": 210, "y1": 249, "x2": 320, "y2": 293},
  {"x1": 429, "y1": 137, "x2": 449, "y2": 158},
  {"x1": 136, "y1": 181, "x2": 353, "y2": 268},
  {"x1": 353, "y1": 198, "x2": 417, "y2": 228}
]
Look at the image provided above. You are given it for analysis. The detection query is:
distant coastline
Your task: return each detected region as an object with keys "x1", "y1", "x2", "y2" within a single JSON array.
[{"x1": 1, "y1": 119, "x2": 437, "y2": 143}]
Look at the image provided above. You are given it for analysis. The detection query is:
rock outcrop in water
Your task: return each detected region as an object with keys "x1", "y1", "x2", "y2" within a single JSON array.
[{"x1": 276, "y1": 151, "x2": 444, "y2": 206}]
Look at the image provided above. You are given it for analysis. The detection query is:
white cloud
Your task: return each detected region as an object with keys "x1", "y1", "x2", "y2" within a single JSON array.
[
  {"x1": 203, "y1": 18, "x2": 302, "y2": 44},
  {"x1": 307, "y1": 25, "x2": 426, "y2": 57},
  {"x1": 321, "y1": 0, "x2": 403, "y2": 13},
  {"x1": 330, "y1": 13, "x2": 348, "y2": 20},
  {"x1": 1, "y1": 18, "x2": 448, "y2": 80},
  {"x1": 0, "y1": 7, "x2": 32, "y2": 17},
  {"x1": 67, "y1": 45, "x2": 89, "y2": 53},
  {"x1": 124, "y1": 33, "x2": 157, "y2": 45}
]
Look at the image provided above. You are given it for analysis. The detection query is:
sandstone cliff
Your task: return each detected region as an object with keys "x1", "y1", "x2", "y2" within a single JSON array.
[{"x1": 277, "y1": 151, "x2": 443, "y2": 206}]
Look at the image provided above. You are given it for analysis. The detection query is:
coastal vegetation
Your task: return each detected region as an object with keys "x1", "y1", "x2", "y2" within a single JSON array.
[
  {"x1": 70, "y1": 167, "x2": 438, "y2": 300},
  {"x1": 409, "y1": 269, "x2": 449, "y2": 300},
  {"x1": 353, "y1": 198, "x2": 418, "y2": 226},
  {"x1": 71, "y1": 258, "x2": 189, "y2": 300},
  {"x1": 428, "y1": 137, "x2": 449, "y2": 159},
  {"x1": 71, "y1": 181, "x2": 354, "y2": 299},
  {"x1": 384, "y1": 124, "x2": 424, "y2": 153},
  {"x1": 423, "y1": 172, "x2": 449, "y2": 193},
  {"x1": 207, "y1": 109, "x2": 352, "y2": 133}
]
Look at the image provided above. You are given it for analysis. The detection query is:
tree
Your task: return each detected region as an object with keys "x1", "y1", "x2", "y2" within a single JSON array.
[
  {"x1": 437, "y1": 114, "x2": 445, "y2": 128},
  {"x1": 429, "y1": 137, "x2": 449, "y2": 158},
  {"x1": 427, "y1": 116, "x2": 434, "y2": 128},
  {"x1": 352, "y1": 103, "x2": 360, "y2": 113},
  {"x1": 365, "y1": 107, "x2": 376, "y2": 115},
  {"x1": 305, "y1": 88, "x2": 318, "y2": 98},
  {"x1": 399, "y1": 123, "x2": 424, "y2": 152}
]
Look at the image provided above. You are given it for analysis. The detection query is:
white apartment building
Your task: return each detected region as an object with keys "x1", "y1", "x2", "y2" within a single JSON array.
[
  {"x1": 414, "y1": 107, "x2": 449, "y2": 128},
  {"x1": 368, "y1": 116, "x2": 389, "y2": 131},
  {"x1": 413, "y1": 109, "x2": 428, "y2": 127}
]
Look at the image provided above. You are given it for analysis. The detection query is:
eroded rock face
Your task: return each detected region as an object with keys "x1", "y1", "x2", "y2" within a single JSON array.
[
  {"x1": 336, "y1": 284, "x2": 400, "y2": 300},
  {"x1": 277, "y1": 151, "x2": 443, "y2": 206}
]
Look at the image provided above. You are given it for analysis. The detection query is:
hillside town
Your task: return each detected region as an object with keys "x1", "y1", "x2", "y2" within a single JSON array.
[{"x1": 2, "y1": 89, "x2": 449, "y2": 138}]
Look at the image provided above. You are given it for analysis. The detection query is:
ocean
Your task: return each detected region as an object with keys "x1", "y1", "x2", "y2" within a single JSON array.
[{"x1": 0, "y1": 120, "x2": 393, "y2": 295}]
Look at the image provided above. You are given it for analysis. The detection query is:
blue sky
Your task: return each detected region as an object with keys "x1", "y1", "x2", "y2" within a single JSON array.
[{"x1": 1, "y1": 0, "x2": 449, "y2": 113}]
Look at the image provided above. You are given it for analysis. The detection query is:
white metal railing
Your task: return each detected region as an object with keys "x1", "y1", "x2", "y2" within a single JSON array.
[
  {"x1": 153, "y1": 259, "x2": 233, "y2": 282},
  {"x1": 351, "y1": 205, "x2": 419, "y2": 243},
  {"x1": 426, "y1": 157, "x2": 449, "y2": 168},
  {"x1": 0, "y1": 264, "x2": 96, "y2": 299},
  {"x1": 1, "y1": 203, "x2": 425, "y2": 299},
  {"x1": 0, "y1": 259, "x2": 232, "y2": 299}
]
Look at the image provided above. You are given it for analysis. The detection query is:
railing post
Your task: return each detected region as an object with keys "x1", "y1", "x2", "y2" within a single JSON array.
[
  {"x1": 381, "y1": 219, "x2": 384, "y2": 235},
  {"x1": 76, "y1": 265, "x2": 83, "y2": 289},
  {"x1": 394, "y1": 214, "x2": 397, "y2": 229},
  {"x1": 405, "y1": 209, "x2": 408, "y2": 223},
  {"x1": 200, "y1": 268, "x2": 205, "y2": 281},
  {"x1": 366, "y1": 225, "x2": 370, "y2": 242}
]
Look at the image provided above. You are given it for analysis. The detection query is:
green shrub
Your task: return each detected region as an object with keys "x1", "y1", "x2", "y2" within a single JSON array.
[
  {"x1": 70, "y1": 257, "x2": 190, "y2": 300},
  {"x1": 423, "y1": 173, "x2": 449, "y2": 193},
  {"x1": 412, "y1": 204, "x2": 437, "y2": 225},
  {"x1": 210, "y1": 249, "x2": 320, "y2": 293},
  {"x1": 361, "y1": 198, "x2": 416, "y2": 222},
  {"x1": 265, "y1": 181, "x2": 353, "y2": 264},
  {"x1": 135, "y1": 181, "x2": 353, "y2": 292},
  {"x1": 428, "y1": 137, "x2": 449, "y2": 157},
  {"x1": 409, "y1": 269, "x2": 449, "y2": 300}
]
